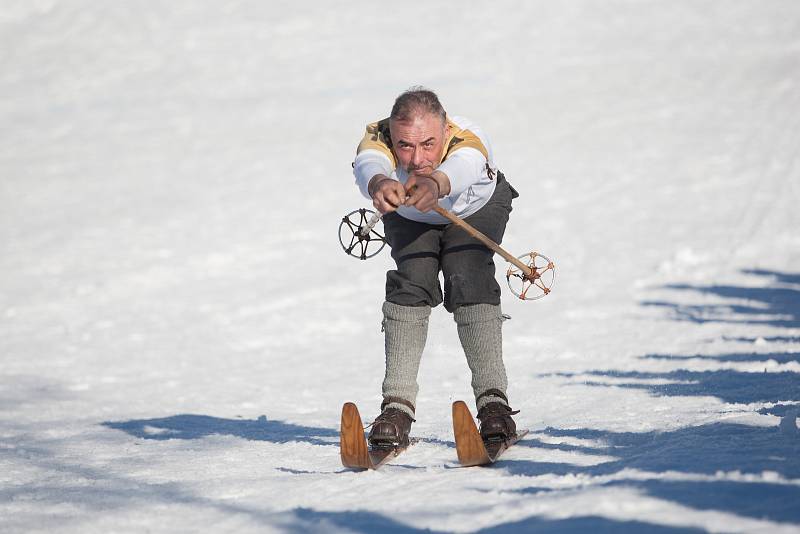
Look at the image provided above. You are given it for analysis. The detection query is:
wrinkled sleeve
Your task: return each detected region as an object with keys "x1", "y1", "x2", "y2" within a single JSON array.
[
  {"x1": 436, "y1": 147, "x2": 487, "y2": 198},
  {"x1": 353, "y1": 120, "x2": 397, "y2": 199},
  {"x1": 353, "y1": 149, "x2": 394, "y2": 199}
]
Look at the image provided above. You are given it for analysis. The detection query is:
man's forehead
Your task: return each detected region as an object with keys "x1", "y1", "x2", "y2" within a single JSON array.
[{"x1": 389, "y1": 113, "x2": 446, "y2": 134}]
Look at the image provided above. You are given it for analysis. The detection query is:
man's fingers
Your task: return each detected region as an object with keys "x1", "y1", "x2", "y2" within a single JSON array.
[
  {"x1": 404, "y1": 186, "x2": 419, "y2": 204},
  {"x1": 404, "y1": 181, "x2": 437, "y2": 212},
  {"x1": 385, "y1": 188, "x2": 404, "y2": 208},
  {"x1": 374, "y1": 198, "x2": 395, "y2": 214},
  {"x1": 371, "y1": 180, "x2": 408, "y2": 213},
  {"x1": 376, "y1": 183, "x2": 407, "y2": 213},
  {"x1": 373, "y1": 178, "x2": 437, "y2": 213}
]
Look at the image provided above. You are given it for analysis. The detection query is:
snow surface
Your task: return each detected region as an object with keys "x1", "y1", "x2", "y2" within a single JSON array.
[{"x1": 2, "y1": 1, "x2": 799, "y2": 532}]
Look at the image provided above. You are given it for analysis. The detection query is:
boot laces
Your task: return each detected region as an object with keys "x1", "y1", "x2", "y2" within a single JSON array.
[
  {"x1": 478, "y1": 402, "x2": 519, "y2": 420},
  {"x1": 366, "y1": 407, "x2": 414, "y2": 430}
]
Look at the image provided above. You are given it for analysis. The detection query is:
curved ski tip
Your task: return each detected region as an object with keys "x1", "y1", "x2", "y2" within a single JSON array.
[
  {"x1": 342, "y1": 402, "x2": 363, "y2": 423},
  {"x1": 452, "y1": 400, "x2": 470, "y2": 412}
]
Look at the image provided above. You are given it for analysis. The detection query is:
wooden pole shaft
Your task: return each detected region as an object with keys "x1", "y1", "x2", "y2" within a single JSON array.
[{"x1": 431, "y1": 205, "x2": 532, "y2": 276}]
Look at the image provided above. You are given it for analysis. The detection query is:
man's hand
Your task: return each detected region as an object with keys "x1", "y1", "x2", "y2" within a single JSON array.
[
  {"x1": 403, "y1": 174, "x2": 438, "y2": 212},
  {"x1": 404, "y1": 171, "x2": 449, "y2": 212},
  {"x1": 370, "y1": 175, "x2": 406, "y2": 214}
]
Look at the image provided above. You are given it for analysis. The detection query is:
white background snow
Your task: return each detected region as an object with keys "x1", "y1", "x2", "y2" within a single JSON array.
[{"x1": 2, "y1": 1, "x2": 799, "y2": 532}]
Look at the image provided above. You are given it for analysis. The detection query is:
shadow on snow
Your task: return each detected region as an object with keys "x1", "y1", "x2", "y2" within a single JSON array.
[
  {"x1": 504, "y1": 423, "x2": 800, "y2": 523},
  {"x1": 103, "y1": 414, "x2": 338, "y2": 446},
  {"x1": 565, "y1": 368, "x2": 799, "y2": 405},
  {"x1": 640, "y1": 268, "x2": 800, "y2": 328},
  {"x1": 288, "y1": 508, "x2": 706, "y2": 534},
  {"x1": 640, "y1": 351, "x2": 800, "y2": 365},
  {"x1": 478, "y1": 515, "x2": 706, "y2": 533}
]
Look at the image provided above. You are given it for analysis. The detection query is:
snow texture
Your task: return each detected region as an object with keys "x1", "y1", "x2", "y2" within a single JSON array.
[{"x1": 1, "y1": 1, "x2": 799, "y2": 532}]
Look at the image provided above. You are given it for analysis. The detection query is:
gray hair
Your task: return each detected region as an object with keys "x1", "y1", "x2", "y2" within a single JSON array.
[{"x1": 390, "y1": 87, "x2": 446, "y2": 124}]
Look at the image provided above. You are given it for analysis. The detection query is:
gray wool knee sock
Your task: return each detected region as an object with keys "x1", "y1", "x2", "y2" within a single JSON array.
[
  {"x1": 454, "y1": 304, "x2": 509, "y2": 411},
  {"x1": 381, "y1": 301, "x2": 430, "y2": 418}
]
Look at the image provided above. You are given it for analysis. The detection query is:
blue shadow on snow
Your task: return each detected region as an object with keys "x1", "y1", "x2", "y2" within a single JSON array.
[
  {"x1": 559, "y1": 368, "x2": 799, "y2": 405},
  {"x1": 503, "y1": 423, "x2": 800, "y2": 523},
  {"x1": 103, "y1": 414, "x2": 337, "y2": 446},
  {"x1": 640, "y1": 268, "x2": 800, "y2": 328},
  {"x1": 288, "y1": 508, "x2": 705, "y2": 534},
  {"x1": 640, "y1": 351, "x2": 800, "y2": 365},
  {"x1": 479, "y1": 515, "x2": 706, "y2": 533}
]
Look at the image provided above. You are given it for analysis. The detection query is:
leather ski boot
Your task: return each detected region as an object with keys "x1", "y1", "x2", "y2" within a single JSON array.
[
  {"x1": 368, "y1": 399, "x2": 414, "y2": 449},
  {"x1": 477, "y1": 401, "x2": 519, "y2": 442}
]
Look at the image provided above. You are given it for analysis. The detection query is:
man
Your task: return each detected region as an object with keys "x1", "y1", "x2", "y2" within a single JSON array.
[{"x1": 353, "y1": 87, "x2": 519, "y2": 448}]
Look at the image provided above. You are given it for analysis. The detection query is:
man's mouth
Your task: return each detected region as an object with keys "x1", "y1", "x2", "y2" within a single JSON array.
[{"x1": 409, "y1": 164, "x2": 433, "y2": 173}]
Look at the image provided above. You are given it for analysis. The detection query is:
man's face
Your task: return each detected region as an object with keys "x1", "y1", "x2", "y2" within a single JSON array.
[{"x1": 389, "y1": 113, "x2": 448, "y2": 175}]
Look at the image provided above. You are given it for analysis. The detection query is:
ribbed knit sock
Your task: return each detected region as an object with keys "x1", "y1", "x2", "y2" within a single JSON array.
[
  {"x1": 381, "y1": 301, "x2": 430, "y2": 418},
  {"x1": 454, "y1": 303, "x2": 509, "y2": 411}
]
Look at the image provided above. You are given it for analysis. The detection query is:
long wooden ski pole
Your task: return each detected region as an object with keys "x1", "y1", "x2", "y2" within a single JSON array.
[
  {"x1": 382, "y1": 184, "x2": 536, "y2": 277},
  {"x1": 340, "y1": 193, "x2": 553, "y2": 297},
  {"x1": 362, "y1": 187, "x2": 536, "y2": 277},
  {"x1": 429, "y1": 204, "x2": 533, "y2": 277}
]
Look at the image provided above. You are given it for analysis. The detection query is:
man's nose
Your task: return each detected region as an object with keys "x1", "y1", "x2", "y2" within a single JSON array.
[{"x1": 412, "y1": 147, "x2": 424, "y2": 166}]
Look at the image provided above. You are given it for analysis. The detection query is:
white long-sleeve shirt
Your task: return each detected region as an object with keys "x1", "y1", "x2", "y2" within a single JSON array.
[{"x1": 353, "y1": 115, "x2": 498, "y2": 225}]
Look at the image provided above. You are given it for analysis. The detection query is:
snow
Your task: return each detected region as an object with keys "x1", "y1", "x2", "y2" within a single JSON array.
[{"x1": 1, "y1": 0, "x2": 799, "y2": 532}]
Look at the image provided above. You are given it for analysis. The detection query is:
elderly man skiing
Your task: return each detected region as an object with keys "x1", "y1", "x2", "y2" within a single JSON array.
[{"x1": 353, "y1": 87, "x2": 520, "y2": 448}]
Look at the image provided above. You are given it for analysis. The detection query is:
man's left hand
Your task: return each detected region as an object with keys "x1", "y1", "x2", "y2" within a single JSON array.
[{"x1": 404, "y1": 171, "x2": 449, "y2": 212}]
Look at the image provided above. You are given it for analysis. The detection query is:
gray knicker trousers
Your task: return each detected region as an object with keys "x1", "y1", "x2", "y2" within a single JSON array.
[{"x1": 382, "y1": 173, "x2": 518, "y2": 312}]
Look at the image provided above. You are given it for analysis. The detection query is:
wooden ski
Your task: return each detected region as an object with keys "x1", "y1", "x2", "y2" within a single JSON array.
[
  {"x1": 452, "y1": 400, "x2": 528, "y2": 466},
  {"x1": 339, "y1": 402, "x2": 411, "y2": 470}
]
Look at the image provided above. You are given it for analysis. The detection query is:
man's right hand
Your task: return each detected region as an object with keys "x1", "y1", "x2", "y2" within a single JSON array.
[{"x1": 370, "y1": 176, "x2": 407, "y2": 214}]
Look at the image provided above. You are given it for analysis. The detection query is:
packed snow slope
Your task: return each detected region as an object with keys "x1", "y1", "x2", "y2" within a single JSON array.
[{"x1": 2, "y1": 1, "x2": 799, "y2": 532}]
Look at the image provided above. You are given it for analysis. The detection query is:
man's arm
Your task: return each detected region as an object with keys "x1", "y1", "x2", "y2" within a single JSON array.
[
  {"x1": 435, "y1": 147, "x2": 487, "y2": 199},
  {"x1": 354, "y1": 149, "x2": 395, "y2": 200},
  {"x1": 354, "y1": 119, "x2": 398, "y2": 200},
  {"x1": 354, "y1": 149, "x2": 407, "y2": 213}
]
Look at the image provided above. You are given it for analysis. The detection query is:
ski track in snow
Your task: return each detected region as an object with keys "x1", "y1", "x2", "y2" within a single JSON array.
[{"x1": 1, "y1": 1, "x2": 799, "y2": 532}]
